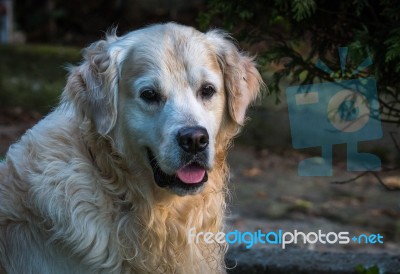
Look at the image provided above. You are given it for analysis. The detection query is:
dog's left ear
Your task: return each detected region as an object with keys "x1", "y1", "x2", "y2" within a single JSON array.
[
  {"x1": 63, "y1": 33, "x2": 120, "y2": 136},
  {"x1": 206, "y1": 30, "x2": 263, "y2": 125}
]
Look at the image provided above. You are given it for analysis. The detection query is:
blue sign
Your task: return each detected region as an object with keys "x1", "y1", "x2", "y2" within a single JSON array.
[{"x1": 286, "y1": 48, "x2": 382, "y2": 176}]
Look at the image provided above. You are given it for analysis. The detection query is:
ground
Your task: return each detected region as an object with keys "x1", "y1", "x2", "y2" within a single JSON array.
[
  {"x1": 227, "y1": 145, "x2": 399, "y2": 254},
  {"x1": 0, "y1": 107, "x2": 399, "y2": 255}
]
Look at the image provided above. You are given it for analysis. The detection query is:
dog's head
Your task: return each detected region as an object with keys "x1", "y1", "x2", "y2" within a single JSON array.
[{"x1": 64, "y1": 23, "x2": 263, "y2": 196}]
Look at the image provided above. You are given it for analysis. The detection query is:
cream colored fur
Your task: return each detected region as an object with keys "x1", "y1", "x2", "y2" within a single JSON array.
[{"x1": 0, "y1": 23, "x2": 262, "y2": 274}]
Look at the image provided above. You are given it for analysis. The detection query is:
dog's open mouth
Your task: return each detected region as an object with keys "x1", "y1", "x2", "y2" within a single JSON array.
[{"x1": 147, "y1": 149, "x2": 208, "y2": 194}]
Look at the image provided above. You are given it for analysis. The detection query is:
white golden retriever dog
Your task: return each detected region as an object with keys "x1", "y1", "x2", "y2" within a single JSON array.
[{"x1": 0, "y1": 23, "x2": 262, "y2": 273}]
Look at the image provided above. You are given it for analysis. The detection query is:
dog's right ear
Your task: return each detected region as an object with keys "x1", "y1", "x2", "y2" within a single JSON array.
[{"x1": 63, "y1": 35, "x2": 119, "y2": 136}]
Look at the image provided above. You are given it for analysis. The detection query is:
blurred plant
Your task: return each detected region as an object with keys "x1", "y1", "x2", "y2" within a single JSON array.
[
  {"x1": 355, "y1": 264, "x2": 380, "y2": 274},
  {"x1": 0, "y1": 44, "x2": 80, "y2": 113},
  {"x1": 199, "y1": 0, "x2": 400, "y2": 124}
]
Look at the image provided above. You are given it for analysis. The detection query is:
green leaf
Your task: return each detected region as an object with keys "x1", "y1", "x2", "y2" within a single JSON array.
[{"x1": 291, "y1": 0, "x2": 316, "y2": 21}]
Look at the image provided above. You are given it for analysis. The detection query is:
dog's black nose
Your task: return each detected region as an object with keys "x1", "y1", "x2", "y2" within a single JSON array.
[{"x1": 177, "y1": 126, "x2": 209, "y2": 154}]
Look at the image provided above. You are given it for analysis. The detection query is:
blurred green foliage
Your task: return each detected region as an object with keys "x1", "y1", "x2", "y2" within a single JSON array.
[
  {"x1": 355, "y1": 264, "x2": 380, "y2": 274},
  {"x1": 199, "y1": 0, "x2": 400, "y2": 124},
  {"x1": 0, "y1": 45, "x2": 80, "y2": 113}
]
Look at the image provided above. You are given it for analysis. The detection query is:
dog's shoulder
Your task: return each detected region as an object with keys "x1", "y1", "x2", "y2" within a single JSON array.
[
  {"x1": 9, "y1": 106, "x2": 83, "y2": 160},
  {"x1": 0, "y1": 106, "x2": 121, "y2": 271},
  {"x1": 2, "y1": 105, "x2": 103, "y2": 211}
]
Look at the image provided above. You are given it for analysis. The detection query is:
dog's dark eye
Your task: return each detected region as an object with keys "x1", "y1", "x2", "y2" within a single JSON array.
[
  {"x1": 140, "y1": 89, "x2": 161, "y2": 103},
  {"x1": 200, "y1": 84, "x2": 216, "y2": 99}
]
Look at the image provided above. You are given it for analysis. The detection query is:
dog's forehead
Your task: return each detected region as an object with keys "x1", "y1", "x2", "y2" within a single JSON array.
[{"x1": 120, "y1": 25, "x2": 221, "y2": 87}]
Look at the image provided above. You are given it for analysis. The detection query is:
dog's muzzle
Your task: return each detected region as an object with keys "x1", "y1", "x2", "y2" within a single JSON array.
[{"x1": 147, "y1": 126, "x2": 210, "y2": 196}]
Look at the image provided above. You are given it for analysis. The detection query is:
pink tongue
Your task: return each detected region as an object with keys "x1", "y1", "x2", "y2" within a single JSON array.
[{"x1": 176, "y1": 164, "x2": 206, "y2": 184}]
